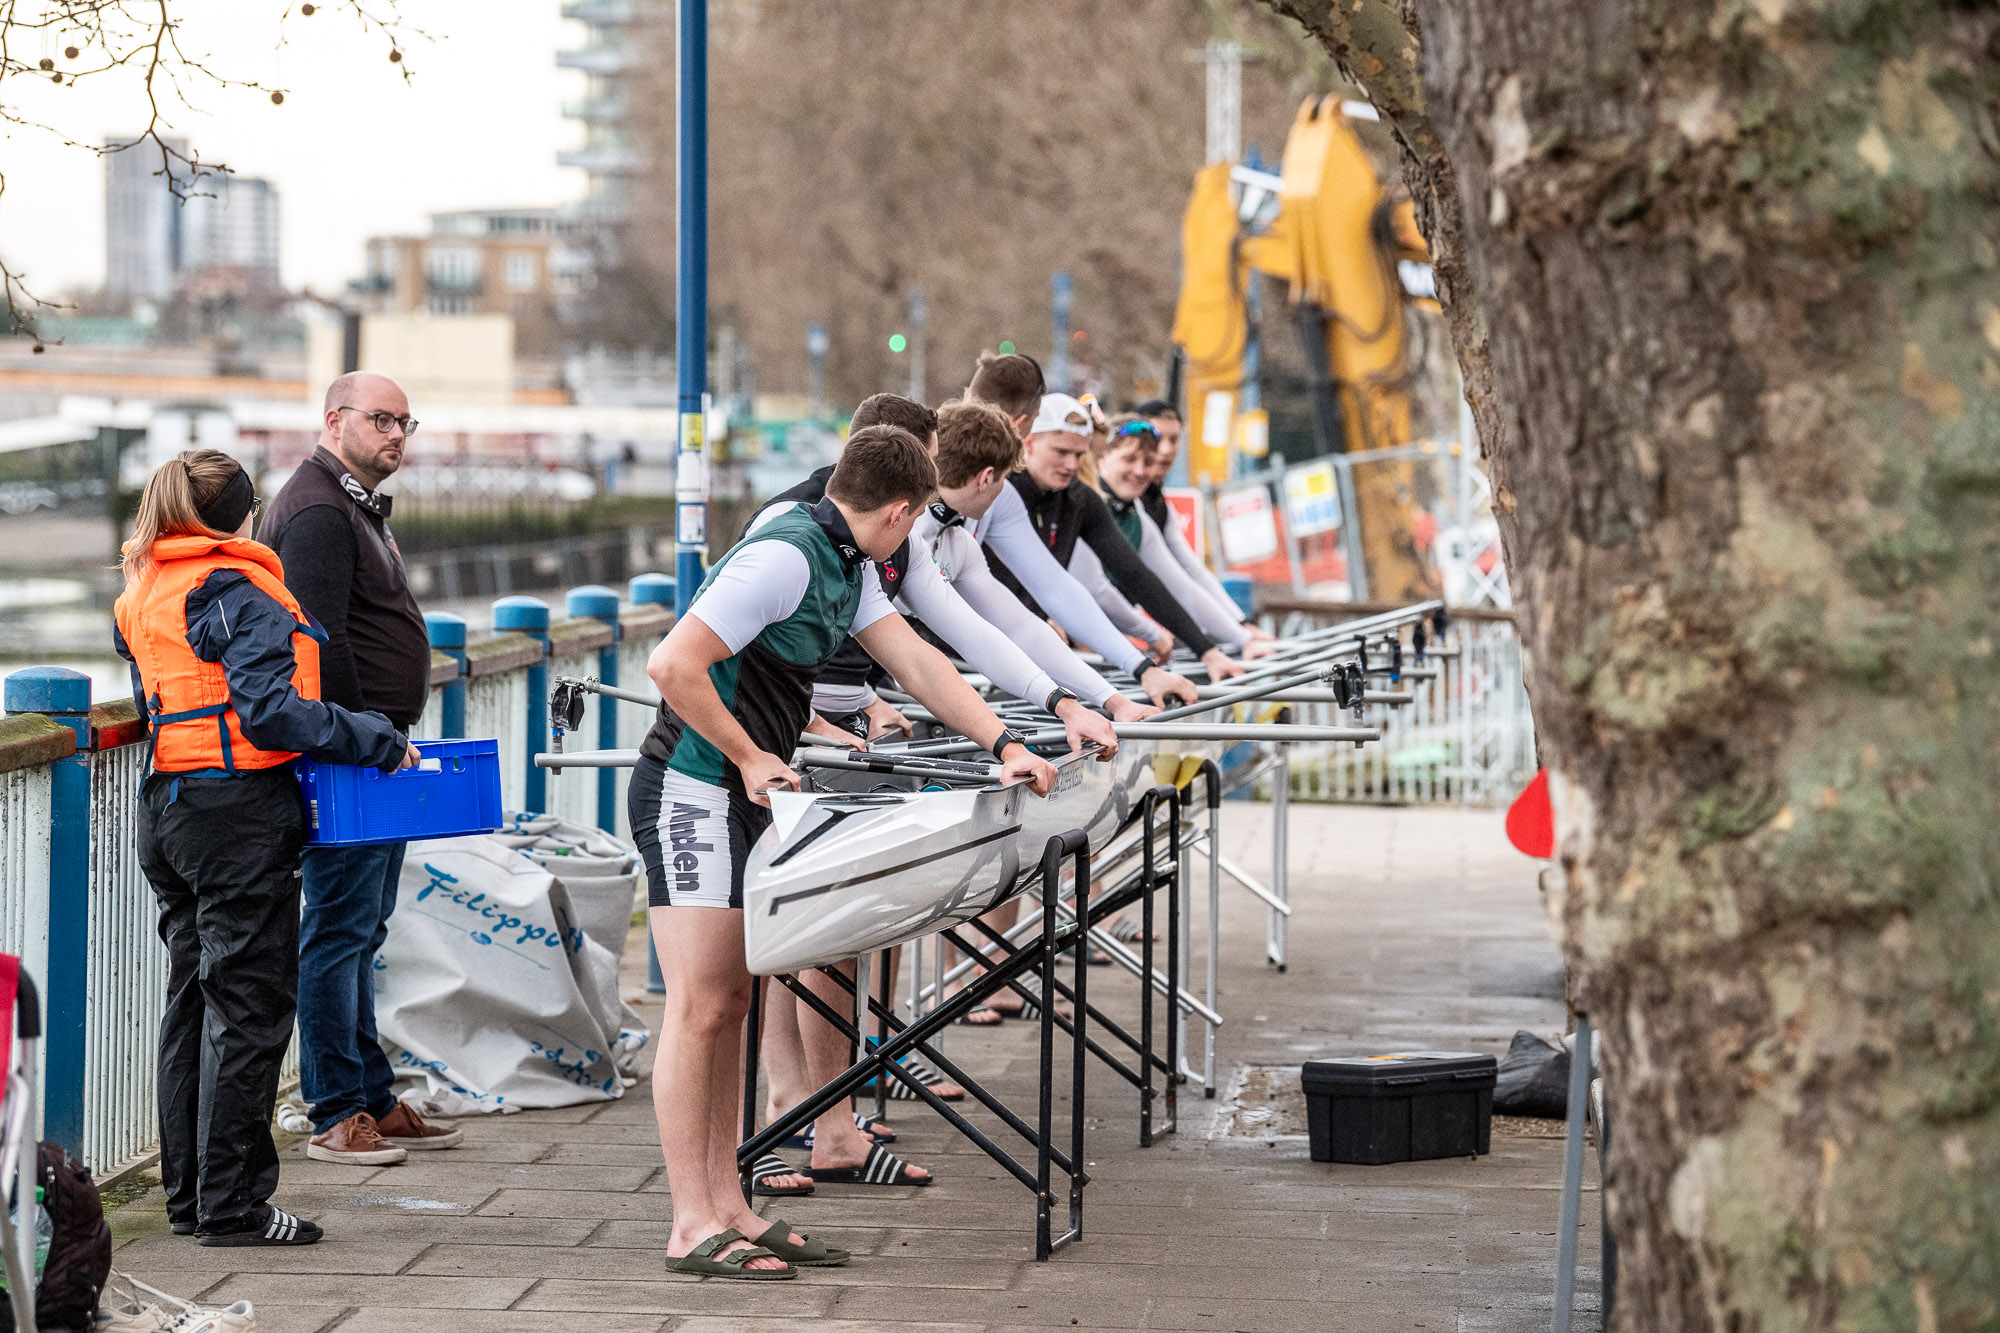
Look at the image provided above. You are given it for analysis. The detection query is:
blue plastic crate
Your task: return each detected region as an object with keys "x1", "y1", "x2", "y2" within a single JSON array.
[{"x1": 297, "y1": 738, "x2": 503, "y2": 847}]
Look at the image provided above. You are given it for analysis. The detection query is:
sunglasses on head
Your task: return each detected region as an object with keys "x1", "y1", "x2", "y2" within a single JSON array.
[{"x1": 1115, "y1": 420, "x2": 1160, "y2": 441}]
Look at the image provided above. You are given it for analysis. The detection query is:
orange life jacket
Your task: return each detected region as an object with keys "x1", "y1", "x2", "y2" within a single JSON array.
[{"x1": 114, "y1": 534, "x2": 324, "y2": 774}]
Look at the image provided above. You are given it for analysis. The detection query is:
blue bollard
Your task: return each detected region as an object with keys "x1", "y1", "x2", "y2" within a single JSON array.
[
  {"x1": 566, "y1": 585, "x2": 622, "y2": 834},
  {"x1": 4, "y1": 667, "x2": 92, "y2": 1154},
  {"x1": 626, "y1": 574, "x2": 673, "y2": 993},
  {"x1": 425, "y1": 612, "x2": 468, "y2": 739},
  {"x1": 628, "y1": 572, "x2": 675, "y2": 613},
  {"x1": 492, "y1": 596, "x2": 551, "y2": 815}
]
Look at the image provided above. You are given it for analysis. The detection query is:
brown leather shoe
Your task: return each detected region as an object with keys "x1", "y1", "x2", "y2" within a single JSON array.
[
  {"x1": 375, "y1": 1101, "x2": 464, "y2": 1151},
  {"x1": 306, "y1": 1111, "x2": 409, "y2": 1166}
]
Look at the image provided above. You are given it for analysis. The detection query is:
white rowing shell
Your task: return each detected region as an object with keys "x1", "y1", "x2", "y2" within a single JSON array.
[{"x1": 742, "y1": 741, "x2": 1213, "y2": 975}]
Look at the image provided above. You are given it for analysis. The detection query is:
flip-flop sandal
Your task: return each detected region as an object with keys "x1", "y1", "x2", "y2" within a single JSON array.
[
  {"x1": 808, "y1": 1142, "x2": 934, "y2": 1187},
  {"x1": 754, "y1": 1217, "x2": 851, "y2": 1268},
  {"x1": 749, "y1": 1153, "x2": 814, "y2": 1197},
  {"x1": 1107, "y1": 913, "x2": 1162, "y2": 944},
  {"x1": 871, "y1": 1053, "x2": 966, "y2": 1103},
  {"x1": 664, "y1": 1228, "x2": 796, "y2": 1281},
  {"x1": 778, "y1": 1112, "x2": 896, "y2": 1152},
  {"x1": 956, "y1": 1005, "x2": 1006, "y2": 1027}
]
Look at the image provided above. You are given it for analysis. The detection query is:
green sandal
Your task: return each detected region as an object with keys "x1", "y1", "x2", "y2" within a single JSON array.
[
  {"x1": 664, "y1": 1228, "x2": 796, "y2": 1280},
  {"x1": 755, "y1": 1217, "x2": 851, "y2": 1267}
]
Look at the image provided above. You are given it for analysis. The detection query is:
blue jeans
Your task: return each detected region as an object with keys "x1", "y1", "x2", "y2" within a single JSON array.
[{"x1": 298, "y1": 841, "x2": 406, "y2": 1133}]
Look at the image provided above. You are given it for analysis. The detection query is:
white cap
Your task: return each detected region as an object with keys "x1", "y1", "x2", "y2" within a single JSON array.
[{"x1": 1029, "y1": 393, "x2": 1093, "y2": 438}]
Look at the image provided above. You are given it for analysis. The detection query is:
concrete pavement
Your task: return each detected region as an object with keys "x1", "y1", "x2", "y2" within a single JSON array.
[{"x1": 104, "y1": 802, "x2": 1601, "y2": 1331}]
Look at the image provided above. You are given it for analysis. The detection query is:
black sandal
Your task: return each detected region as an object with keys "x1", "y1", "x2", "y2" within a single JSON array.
[{"x1": 808, "y1": 1142, "x2": 933, "y2": 1187}]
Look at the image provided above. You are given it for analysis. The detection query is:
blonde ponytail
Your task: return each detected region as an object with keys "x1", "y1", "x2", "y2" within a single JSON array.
[{"x1": 121, "y1": 449, "x2": 245, "y2": 579}]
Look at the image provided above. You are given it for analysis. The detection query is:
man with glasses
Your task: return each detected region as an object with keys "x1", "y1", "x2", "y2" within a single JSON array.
[{"x1": 262, "y1": 372, "x2": 462, "y2": 1165}]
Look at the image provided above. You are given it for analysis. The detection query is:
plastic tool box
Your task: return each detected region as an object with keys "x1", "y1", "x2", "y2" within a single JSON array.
[
  {"x1": 1302, "y1": 1052, "x2": 1498, "y2": 1165},
  {"x1": 297, "y1": 738, "x2": 503, "y2": 846}
]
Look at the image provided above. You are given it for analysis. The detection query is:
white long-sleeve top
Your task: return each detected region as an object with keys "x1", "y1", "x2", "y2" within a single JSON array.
[
  {"x1": 1159, "y1": 508, "x2": 1244, "y2": 623},
  {"x1": 1065, "y1": 540, "x2": 1164, "y2": 643},
  {"x1": 915, "y1": 505, "x2": 1124, "y2": 706},
  {"x1": 966, "y1": 484, "x2": 1150, "y2": 676},
  {"x1": 1128, "y1": 508, "x2": 1251, "y2": 649}
]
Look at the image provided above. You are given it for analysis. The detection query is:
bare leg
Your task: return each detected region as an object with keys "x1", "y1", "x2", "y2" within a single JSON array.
[
  {"x1": 800, "y1": 964, "x2": 929, "y2": 1179},
  {"x1": 649, "y1": 905, "x2": 788, "y2": 1269}
]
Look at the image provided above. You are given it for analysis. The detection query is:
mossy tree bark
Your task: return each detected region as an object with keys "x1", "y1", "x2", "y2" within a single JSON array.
[{"x1": 1266, "y1": 0, "x2": 2000, "y2": 1325}]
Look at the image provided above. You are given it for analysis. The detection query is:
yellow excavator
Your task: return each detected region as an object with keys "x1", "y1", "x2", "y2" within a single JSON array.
[{"x1": 1169, "y1": 94, "x2": 1438, "y2": 602}]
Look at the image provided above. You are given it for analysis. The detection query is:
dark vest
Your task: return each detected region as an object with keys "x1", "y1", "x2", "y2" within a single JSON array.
[
  {"x1": 261, "y1": 446, "x2": 430, "y2": 726},
  {"x1": 745, "y1": 466, "x2": 909, "y2": 691}
]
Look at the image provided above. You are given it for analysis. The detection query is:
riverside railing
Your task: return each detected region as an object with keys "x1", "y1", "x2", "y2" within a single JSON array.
[
  {"x1": 0, "y1": 577, "x2": 675, "y2": 1177},
  {"x1": 1254, "y1": 600, "x2": 1534, "y2": 807}
]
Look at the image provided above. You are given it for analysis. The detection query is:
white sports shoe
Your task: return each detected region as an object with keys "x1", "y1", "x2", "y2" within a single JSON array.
[{"x1": 106, "y1": 1275, "x2": 256, "y2": 1333}]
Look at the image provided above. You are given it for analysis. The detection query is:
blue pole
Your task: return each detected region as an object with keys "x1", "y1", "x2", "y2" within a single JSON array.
[
  {"x1": 425, "y1": 612, "x2": 468, "y2": 740},
  {"x1": 1049, "y1": 271, "x2": 1073, "y2": 394},
  {"x1": 627, "y1": 574, "x2": 674, "y2": 994},
  {"x1": 674, "y1": 0, "x2": 709, "y2": 628},
  {"x1": 567, "y1": 585, "x2": 623, "y2": 833},
  {"x1": 492, "y1": 596, "x2": 551, "y2": 814},
  {"x1": 5, "y1": 667, "x2": 91, "y2": 1154}
]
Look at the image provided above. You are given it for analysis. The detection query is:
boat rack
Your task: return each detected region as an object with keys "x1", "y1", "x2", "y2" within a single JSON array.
[{"x1": 735, "y1": 785, "x2": 1186, "y2": 1260}]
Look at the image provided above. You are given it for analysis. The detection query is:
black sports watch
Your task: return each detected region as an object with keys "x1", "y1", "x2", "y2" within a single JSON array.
[
  {"x1": 988, "y1": 726, "x2": 1028, "y2": 760},
  {"x1": 1043, "y1": 686, "x2": 1079, "y2": 715}
]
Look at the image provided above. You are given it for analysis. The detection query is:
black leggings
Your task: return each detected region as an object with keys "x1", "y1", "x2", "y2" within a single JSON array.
[{"x1": 137, "y1": 765, "x2": 305, "y2": 1234}]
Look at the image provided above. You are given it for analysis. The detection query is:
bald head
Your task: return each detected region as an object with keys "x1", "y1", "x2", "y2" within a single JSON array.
[
  {"x1": 321, "y1": 371, "x2": 413, "y2": 490},
  {"x1": 324, "y1": 371, "x2": 405, "y2": 415}
]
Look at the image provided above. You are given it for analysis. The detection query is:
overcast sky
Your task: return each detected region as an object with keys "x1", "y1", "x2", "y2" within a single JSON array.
[{"x1": 1, "y1": 1, "x2": 592, "y2": 298}]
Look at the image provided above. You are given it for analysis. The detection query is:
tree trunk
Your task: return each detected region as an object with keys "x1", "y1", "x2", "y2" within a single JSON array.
[{"x1": 1270, "y1": 0, "x2": 2000, "y2": 1325}]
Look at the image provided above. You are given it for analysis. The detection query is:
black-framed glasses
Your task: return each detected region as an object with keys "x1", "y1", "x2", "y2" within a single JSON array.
[
  {"x1": 251, "y1": 497, "x2": 264, "y2": 523},
  {"x1": 337, "y1": 405, "x2": 419, "y2": 437}
]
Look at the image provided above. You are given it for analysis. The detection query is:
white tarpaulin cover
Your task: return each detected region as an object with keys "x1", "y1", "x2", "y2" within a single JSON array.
[{"x1": 376, "y1": 814, "x2": 648, "y2": 1112}]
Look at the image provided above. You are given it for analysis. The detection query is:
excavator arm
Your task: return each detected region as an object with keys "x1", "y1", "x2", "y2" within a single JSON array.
[{"x1": 1168, "y1": 95, "x2": 1439, "y2": 603}]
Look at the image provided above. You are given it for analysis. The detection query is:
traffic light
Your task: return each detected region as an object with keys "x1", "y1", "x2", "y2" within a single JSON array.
[{"x1": 888, "y1": 333, "x2": 908, "y2": 353}]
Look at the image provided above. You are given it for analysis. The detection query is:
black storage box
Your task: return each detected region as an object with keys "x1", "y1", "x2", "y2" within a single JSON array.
[{"x1": 1303, "y1": 1052, "x2": 1498, "y2": 1165}]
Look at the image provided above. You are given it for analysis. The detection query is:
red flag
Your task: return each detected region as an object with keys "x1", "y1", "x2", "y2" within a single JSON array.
[{"x1": 1506, "y1": 768, "x2": 1556, "y2": 859}]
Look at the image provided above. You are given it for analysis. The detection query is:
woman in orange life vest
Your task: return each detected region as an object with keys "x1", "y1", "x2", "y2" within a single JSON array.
[{"x1": 113, "y1": 449, "x2": 416, "y2": 1249}]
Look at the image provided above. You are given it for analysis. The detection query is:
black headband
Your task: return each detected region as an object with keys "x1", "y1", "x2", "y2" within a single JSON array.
[{"x1": 197, "y1": 466, "x2": 256, "y2": 535}]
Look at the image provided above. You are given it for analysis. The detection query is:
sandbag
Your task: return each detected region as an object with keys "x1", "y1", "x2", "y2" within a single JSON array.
[
  {"x1": 377, "y1": 833, "x2": 629, "y2": 1112},
  {"x1": 1493, "y1": 1029, "x2": 1570, "y2": 1119},
  {"x1": 492, "y1": 813, "x2": 649, "y2": 1073}
]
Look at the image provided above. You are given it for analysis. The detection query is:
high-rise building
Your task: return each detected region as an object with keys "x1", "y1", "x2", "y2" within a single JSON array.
[
  {"x1": 183, "y1": 176, "x2": 282, "y2": 290},
  {"x1": 556, "y1": 0, "x2": 651, "y2": 222},
  {"x1": 104, "y1": 139, "x2": 281, "y2": 303},
  {"x1": 103, "y1": 137, "x2": 190, "y2": 303}
]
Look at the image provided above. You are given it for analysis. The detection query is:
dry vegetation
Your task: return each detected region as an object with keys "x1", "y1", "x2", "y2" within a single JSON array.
[{"x1": 622, "y1": 0, "x2": 1346, "y2": 410}]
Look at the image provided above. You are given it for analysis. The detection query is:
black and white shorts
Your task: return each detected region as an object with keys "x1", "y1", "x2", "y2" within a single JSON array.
[{"x1": 628, "y1": 754, "x2": 772, "y2": 910}]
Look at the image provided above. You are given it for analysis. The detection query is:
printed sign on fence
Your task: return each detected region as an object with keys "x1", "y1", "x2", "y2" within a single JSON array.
[
  {"x1": 1218, "y1": 485, "x2": 1279, "y2": 565},
  {"x1": 1283, "y1": 460, "x2": 1343, "y2": 537},
  {"x1": 1163, "y1": 487, "x2": 1204, "y2": 559}
]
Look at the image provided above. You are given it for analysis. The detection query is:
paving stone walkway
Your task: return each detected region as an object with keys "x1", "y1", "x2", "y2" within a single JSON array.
[{"x1": 105, "y1": 803, "x2": 1601, "y2": 1331}]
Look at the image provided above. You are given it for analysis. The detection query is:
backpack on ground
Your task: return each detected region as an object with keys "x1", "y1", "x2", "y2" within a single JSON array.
[{"x1": 0, "y1": 1142, "x2": 112, "y2": 1332}]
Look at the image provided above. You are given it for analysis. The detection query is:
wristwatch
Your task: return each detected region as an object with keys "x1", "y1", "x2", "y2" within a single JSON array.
[
  {"x1": 988, "y1": 726, "x2": 1028, "y2": 760},
  {"x1": 1043, "y1": 686, "x2": 1079, "y2": 715}
]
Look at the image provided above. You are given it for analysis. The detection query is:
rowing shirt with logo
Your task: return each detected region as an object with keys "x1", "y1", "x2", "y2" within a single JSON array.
[
  {"x1": 639, "y1": 498, "x2": 894, "y2": 792},
  {"x1": 745, "y1": 466, "x2": 911, "y2": 708}
]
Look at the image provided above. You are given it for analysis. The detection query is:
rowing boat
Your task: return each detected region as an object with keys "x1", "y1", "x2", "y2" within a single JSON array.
[{"x1": 741, "y1": 739, "x2": 1213, "y2": 975}]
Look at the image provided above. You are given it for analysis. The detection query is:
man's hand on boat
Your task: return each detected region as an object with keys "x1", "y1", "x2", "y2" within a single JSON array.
[
  {"x1": 1147, "y1": 631, "x2": 1176, "y2": 665},
  {"x1": 864, "y1": 697, "x2": 916, "y2": 741},
  {"x1": 1201, "y1": 647, "x2": 1247, "y2": 681},
  {"x1": 1240, "y1": 637, "x2": 1280, "y2": 661},
  {"x1": 744, "y1": 751, "x2": 804, "y2": 806},
  {"x1": 805, "y1": 714, "x2": 866, "y2": 750},
  {"x1": 997, "y1": 742, "x2": 1059, "y2": 796},
  {"x1": 1138, "y1": 665, "x2": 1200, "y2": 708},
  {"x1": 1053, "y1": 697, "x2": 1120, "y2": 760},
  {"x1": 1105, "y1": 694, "x2": 1161, "y2": 724}
]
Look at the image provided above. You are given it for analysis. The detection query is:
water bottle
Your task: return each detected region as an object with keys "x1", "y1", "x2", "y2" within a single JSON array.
[{"x1": 0, "y1": 1186, "x2": 51, "y2": 1292}]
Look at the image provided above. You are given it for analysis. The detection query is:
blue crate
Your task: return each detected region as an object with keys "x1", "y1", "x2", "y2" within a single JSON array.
[{"x1": 297, "y1": 738, "x2": 503, "y2": 847}]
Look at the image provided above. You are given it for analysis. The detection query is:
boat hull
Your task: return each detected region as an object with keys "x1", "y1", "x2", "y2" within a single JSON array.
[{"x1": 742, "y1": 741, "x2": 1213, "y2": 975}]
